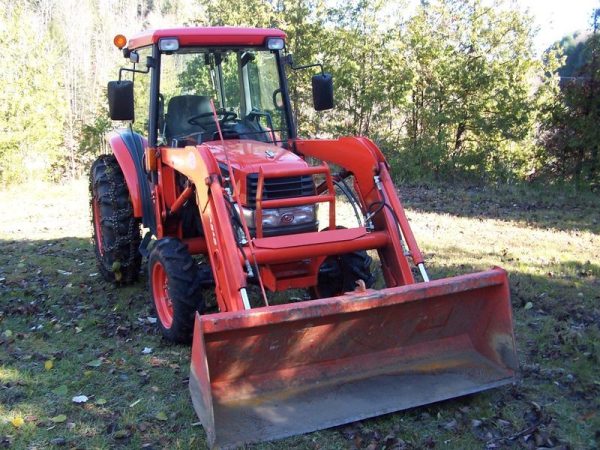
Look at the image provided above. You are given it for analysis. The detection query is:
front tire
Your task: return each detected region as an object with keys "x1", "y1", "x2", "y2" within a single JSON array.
[
  {"x1": 148, "y1": 238, "x2": 205, "y2": 344},
  {"x1": 89, "y1": 154, "x2": 141, "y2": 284},
  {"x1": 315, "y1": 250, "x2": 375, "y2": 298}
]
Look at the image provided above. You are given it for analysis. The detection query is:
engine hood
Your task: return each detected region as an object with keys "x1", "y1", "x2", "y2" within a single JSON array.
[
  {"x1": 202, "y1": 140, "x2": 311, "y2": 207},
  {"x1": 203, "y1": 139, "x2": 307, "y2": 172}
]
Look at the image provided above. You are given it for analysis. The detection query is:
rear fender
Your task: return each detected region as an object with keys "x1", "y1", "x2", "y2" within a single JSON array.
[{"x1": 106, "y1": 131, "x2": 148, "y2": 218}]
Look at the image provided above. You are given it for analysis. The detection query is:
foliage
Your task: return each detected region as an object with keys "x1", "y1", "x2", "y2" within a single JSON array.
[
  {"x1": 1, "y1": 0, "x2": 598, "y2": 187},
  {"x1": 538, "y1": 12, "x2": 600, "y2": 189},
  {"x1": 79, "y1": 113, "x2": 111, "y2": 160},
  {"x1": 0, "y1": 4, "x2": 66, "y2": 183},
  {"x1": 394, "y1": 0, "x2": 539, "y2": 182}
]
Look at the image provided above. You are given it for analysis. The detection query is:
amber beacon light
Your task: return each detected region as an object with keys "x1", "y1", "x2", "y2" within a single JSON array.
[{"x1": 113, "y1": 34, "x2": 127, "y2": 49}]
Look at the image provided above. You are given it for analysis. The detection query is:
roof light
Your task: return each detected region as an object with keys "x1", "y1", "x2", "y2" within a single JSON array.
[
  {"x1": 158, "y1": 38, "x2": 179, "y2": 52},
  {"x1": 113, "y1": 34, "x2": 127, "y2": 50},
  {"x1": 266, "y1": 37, "x2": 285, "y2": 50}
]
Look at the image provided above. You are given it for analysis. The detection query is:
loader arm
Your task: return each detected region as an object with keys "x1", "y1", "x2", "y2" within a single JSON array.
[
  {"x1": 295, "y1": 137, "x2": 418, "y2": 286},
  {"x1": 160, "y1": 145, "x2": 248, "y2": 312}
]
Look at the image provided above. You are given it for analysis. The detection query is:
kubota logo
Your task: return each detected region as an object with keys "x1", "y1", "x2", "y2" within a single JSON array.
[{"x1": 280, "y1": 213, "x2": 294, "y2": 225}]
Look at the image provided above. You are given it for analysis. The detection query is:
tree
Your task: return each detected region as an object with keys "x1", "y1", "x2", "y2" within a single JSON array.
[
  {"x1": 399, "y1": 0, "x2": 538, "y2": 181},
  {"x1": 0, "y1": 3, "x2": 67, "y2": 183},
  {"x1": 539, "y1": 9, "x2": 600, "y2": 188}
]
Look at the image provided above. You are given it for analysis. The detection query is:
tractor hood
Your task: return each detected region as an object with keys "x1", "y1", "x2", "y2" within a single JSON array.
[
  {"x1": 204, "y1": 139, "x2": 307, "y2": 173},
  {"x1": 203, "y1": 139, "x2": 311, "y2": 207}
]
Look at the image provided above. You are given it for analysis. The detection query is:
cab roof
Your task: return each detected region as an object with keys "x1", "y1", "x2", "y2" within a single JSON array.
[{"x1": 127, "y1": 27, "x2": 286, "y2": 50}]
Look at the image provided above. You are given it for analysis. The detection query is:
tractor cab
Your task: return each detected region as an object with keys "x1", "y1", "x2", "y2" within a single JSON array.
[
  {"x1": 108, "y1": 28, "x2": 332, "y2": 149},
  {"x1": 159, "y1": 47, "x2": 284, "y2": 147}
]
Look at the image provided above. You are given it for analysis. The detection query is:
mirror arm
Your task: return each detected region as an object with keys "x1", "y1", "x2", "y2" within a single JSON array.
[
  {"x1": 118, "y1": 65, "x2": 150, "y2": 81},
  {"x1": 288, "y1": 62, "x2": 325, "y2": 76}
]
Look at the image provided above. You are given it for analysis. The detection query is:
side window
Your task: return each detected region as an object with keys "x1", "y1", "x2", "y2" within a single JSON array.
[
  {"x1": 220, "y1": 53, "x2": 240, "y2": 112},
  {"x1": 175, "y1": 54, "x2": 213, "y2": 96},
  {"x1": 245, "y1": 52, "x2": 287, "y2": 141},
  {"x1": 132, "y1": 47, "x2": 152, "y2": 136}
]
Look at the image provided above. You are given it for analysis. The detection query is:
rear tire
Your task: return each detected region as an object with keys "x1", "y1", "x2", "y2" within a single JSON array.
[
  {"x1": 316, "y1": 251, "x2": 375, "y2": 298},
  {"x1": 89, "y1": 154, "x2": 141, "y2": 284},
  {"x1": 148, "y1": 238, "x2": 205, "y2": 344}
]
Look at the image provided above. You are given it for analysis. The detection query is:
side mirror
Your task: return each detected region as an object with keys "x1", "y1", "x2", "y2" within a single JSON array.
[
  {"x1": 107, "y1": 80, "x2": 134, "y2": 121},
  {"x1": 312, "y1": 73, "x2": 333, "y2": 111},
  {"x1": 129, "y1": 51, "x2": 139, "y2": 64}
]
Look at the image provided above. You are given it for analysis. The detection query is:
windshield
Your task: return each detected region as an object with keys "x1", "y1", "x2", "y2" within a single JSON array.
[{"x1": 159, "y1": 48, "x2": 288, "y2": 146}]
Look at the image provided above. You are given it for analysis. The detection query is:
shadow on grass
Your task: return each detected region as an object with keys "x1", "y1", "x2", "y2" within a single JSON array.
[
  {"x1": 0, "y1": 237, "x2": 205, "y2": 448},
  {"x1": 398, "y1": 183, "x2": 600, "y2": 234}
]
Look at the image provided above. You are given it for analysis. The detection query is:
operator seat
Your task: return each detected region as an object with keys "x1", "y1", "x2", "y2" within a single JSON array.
[{"x1": 164, "y1": 95, "x2": 215, "y2": 145}]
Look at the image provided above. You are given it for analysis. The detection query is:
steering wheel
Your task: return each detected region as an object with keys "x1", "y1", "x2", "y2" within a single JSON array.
[{"x1": 188, "y1": 110, "x2": 237, "y2": 127}]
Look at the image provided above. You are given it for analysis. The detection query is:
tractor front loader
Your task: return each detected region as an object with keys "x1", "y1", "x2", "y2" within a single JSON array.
[{"x1": 91, "y1": 27, "x2": 517, "y2": 448}]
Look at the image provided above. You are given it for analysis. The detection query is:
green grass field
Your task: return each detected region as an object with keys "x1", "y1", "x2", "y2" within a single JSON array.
[{"x1": 1, "y1": 180, "x2": 598, "y2": 449}]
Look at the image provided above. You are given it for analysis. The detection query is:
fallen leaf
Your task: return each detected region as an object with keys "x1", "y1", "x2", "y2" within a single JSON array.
[
  {"x1": 155, "y1": 411, "x2": 168, "y2": 421},
  {"x1": 149, "y1": 357, "x2": 167, "y2": 367},
  {"x1": 95, "y1": 398, "x2": 107, "y2": 405},
  {"x1": 52, "y1": 385, "x2": 68, "y2": 396},
  {"x1": 113, "y1": 429, "x2": 130, "y2": 439},
  {"x1": 86, "y1": 359, "x2": 102, "y2": 368},
  {"x1": 443, "y1": 419, "x2": 458, "y2": 431},
  {"x1": 45, "y1": 360, "x2": 54, "y2": 371},
  {"x1": 524, "y1": 302, "x2": 533, "y2": 310},
  {"x1": 72, "y1": 395, "x2": 89, "y2": 403},
  {"x1": 51, "y1": 414, "x2": 67, "y2": 423},
  {"x1": 11, "y1": 417, "x2": 24, "y2": 428},
  {"x1": 496, "y1": 418, "x2": 511, "y2": 427},
  {"x1": 141, "y1": 347, "x2": 153, "y2": 355}
]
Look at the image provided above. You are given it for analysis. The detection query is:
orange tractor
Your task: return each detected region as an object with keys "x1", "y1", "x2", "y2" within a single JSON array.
[{"x1": 90, "y1": 27, "x2": 517, "y2": 448}]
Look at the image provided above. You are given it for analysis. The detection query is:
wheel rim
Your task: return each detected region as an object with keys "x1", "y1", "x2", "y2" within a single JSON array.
[
  {"x1": 92, "y1": 197, "x2": 104, "y2": 255},
  {"x1": 152, "y1": 261, "x2": 173, "y2": 329}
]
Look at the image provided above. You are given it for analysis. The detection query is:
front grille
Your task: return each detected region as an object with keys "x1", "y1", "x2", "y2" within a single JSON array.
[{"x1": 246, "y1": 174, "x2": 315, "y2": 207}]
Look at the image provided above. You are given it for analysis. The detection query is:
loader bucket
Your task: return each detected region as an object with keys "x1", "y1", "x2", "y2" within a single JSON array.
[{"x1": 189, "y1": 267, "x2": 517, "y2": 449}]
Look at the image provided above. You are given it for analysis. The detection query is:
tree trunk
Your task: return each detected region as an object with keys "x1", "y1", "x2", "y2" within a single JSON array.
[{"x1": 454, "y1": 122, "x2": 466, "y2": 153}]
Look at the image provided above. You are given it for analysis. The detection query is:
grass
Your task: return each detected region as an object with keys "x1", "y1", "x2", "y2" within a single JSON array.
[{"x1": 1, "y1": 179, "x2": 599, "y2": 449}]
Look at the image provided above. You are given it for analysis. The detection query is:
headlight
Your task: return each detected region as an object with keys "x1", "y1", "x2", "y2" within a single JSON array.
[
  {"x1": 158, "y1": 38, "x2": 179, "y2": 52},
  {"x1": 238, "y1": 205, "x2": 316, "y2": 229},
  {"x1": 266, "y1": 37, "x2": 285, "y2": 50}
]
